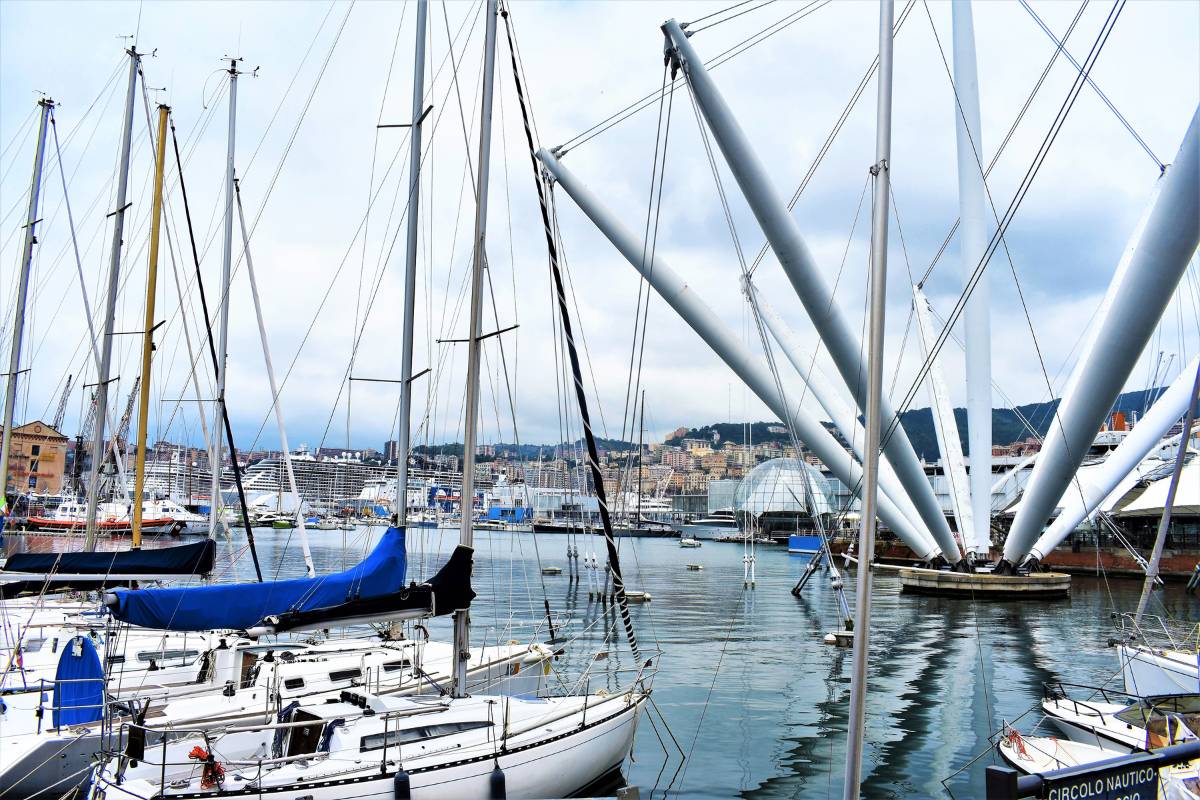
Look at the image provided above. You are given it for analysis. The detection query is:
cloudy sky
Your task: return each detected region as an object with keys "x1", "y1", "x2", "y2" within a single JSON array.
[{"x1": 1, "y1": 0, "x2": 1197, "y2": 457}]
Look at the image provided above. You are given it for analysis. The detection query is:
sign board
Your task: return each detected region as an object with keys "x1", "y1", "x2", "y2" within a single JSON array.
[{"x1": 1040, "y1": 753, "x2": 1159, "y2": 800}]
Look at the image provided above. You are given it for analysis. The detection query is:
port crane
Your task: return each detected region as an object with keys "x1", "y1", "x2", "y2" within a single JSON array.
[
  {"x1": 51, "y1": 374, "x2": 73, "y2": 432},
  {"x1": 69, "y1": 391, "x2": 98, "y2": 497}
]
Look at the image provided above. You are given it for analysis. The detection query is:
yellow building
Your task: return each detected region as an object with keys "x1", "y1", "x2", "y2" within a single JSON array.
[{"x1": 4, "y1": 421, "x2": 69, "y2": 496}]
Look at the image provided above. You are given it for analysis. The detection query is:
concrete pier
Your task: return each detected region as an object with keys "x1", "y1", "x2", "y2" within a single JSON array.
[{"x1": 899, "y1": 567, "x2": 1071, "y2": 599}]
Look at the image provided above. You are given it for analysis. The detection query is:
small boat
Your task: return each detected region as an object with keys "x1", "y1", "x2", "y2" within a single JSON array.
[
  {"x1": 679, "y1": 537, "x2": 702, "y2": 548},
  {"x1": 1042, "y1": 684, "x2": 1200, "y2": 754},
  {"x1": 996, "y1": 724, "x2": 1199, "y2": 797}
]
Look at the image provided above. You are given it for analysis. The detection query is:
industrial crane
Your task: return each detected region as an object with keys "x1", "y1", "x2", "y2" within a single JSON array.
[
  {"x1": 70, "y1": 390, "x2": 98, "y2": 497},
  {"x1": 51, "y1": 374, "x2": 73, "y2": 432}
]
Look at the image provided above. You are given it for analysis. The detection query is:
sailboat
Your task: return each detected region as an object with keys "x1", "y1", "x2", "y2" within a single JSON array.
[{"x1": 87, "y1": 4, "x2": 648, "y2": 797}]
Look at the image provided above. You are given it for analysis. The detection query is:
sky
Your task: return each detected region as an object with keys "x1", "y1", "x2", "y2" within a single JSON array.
[{"x1": 0, "y1": 0, "x2": 1197, "y2": 457}]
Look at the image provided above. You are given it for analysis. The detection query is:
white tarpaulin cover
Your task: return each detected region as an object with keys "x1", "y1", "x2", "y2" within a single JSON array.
[{"x1": 1115, "y1": 460, "x2": 1200, "y2": 516}]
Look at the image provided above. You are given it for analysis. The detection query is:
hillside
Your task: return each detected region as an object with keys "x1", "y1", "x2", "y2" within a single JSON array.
[{"x1": 667, "y1": 387, "x2": 1187, "y2": 462}]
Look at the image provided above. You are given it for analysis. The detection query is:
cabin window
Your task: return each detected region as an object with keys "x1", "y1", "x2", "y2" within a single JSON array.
[
  {"x1": 381, "y1": 660, "x2": 412, "y2": 673},
  {"x1": 329, "y1": 668, "x2": 362, "y2": 683},
  {"x1": 137, "y1": 649, "x2": 200, "y2": 665},
  {"x1": 283, "y1": 677, "x2": 305, "y2": 690},
  {"x1": 359, "y1": 720, "x2": 493, "y2": 752}
]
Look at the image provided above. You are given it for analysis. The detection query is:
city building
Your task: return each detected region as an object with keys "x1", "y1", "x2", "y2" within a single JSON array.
[{"x1": 3, "y1": 421, "x2": 68, "y2": 496}]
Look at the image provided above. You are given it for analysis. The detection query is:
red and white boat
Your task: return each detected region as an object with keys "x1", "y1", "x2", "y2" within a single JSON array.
[{"x1": 25, "y1": 500, "x2": 179, "y2": 535}]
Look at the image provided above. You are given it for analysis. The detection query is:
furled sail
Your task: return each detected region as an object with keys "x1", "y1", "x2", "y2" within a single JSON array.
[
  {"x1": 4, "y1": 538, "x2": 216, "y2": 576},
  {"x1": 106, "y1": 528, "x2": 472, "y2": 632},
  {"x1": 0, "y1": 539, "x2": 217, "y2": 598}
]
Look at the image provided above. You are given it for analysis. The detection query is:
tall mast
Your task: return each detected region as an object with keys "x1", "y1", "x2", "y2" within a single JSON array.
[
  {"x1": 131, "y1": 104, "x2": 170, "y2": 549},
  {"x1": 396, "y1": 0, "x2": 429, "y2": 528},
  {"x1": 0, "y1": 97, "x2": 53, "y2": 509},
  {"x1": 637, "y1": 391, "x2": 644, "y2": 524},
  {"x1": 951, "y1": 0, "x2": 993, "y2": 560},
  {"x1": 237, "y1": 180, "x2": 315, "y2": 576},
  {"x1": 208, "y1": 58, "x2": 240, "y2": 538},
  {"x1": 1134, "y1": 362, "x2": 1200, "y2": 623},
  {"x1": 452, "y1": 0, "x2": 498, "y2": 699},
  {"x1": 86, "y1": 48, "x2": 141, "y2": 550},
  {"x1": 844, "y1": 0, "x2": 894, "y2": 795}
]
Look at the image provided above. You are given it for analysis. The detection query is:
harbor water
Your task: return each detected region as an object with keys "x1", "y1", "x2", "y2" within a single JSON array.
[{"x1": 18, "y1": 527, "x2": 1199, "y2": 798}]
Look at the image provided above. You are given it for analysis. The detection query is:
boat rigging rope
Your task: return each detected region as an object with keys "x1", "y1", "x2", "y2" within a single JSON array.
[
  {"x1": 744, "y1": 0, "x2": 916, "y2": 279},
  {"x1": 502, "y1": 4, "x2": 641, "y2": 665},
  {"x1": 168, "y1": 120, "x2": 263, "y2": 581},
  {"x1": 1017, "y1": 0, "x2": 1162, "y2": 170},
  {"x1": 556, "y1": 0, "x2": 830, "y2": 155},
  {"x1": 687, "y1": 0, "x2": 779, "y2": 36},
  {"x1": 618, "y1": 63, "x2": 674, "y2": 486}
]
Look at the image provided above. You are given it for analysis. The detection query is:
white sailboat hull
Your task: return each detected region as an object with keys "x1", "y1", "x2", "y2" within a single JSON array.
[
  {"x1": 92, "y1": 693, "x2": 644, "y2": 800},
  {"x1": 1120, "y1": 644, "x2": 1200, "y2": 696}
]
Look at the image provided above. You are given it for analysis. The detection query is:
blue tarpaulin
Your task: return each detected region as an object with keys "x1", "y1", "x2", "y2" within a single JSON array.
[
  {"x1": 53, "y1": 636, "x2": 104, "y2": 729},
  {"x1": 109, "y1": 527, "x2": 409, "y2": 631}
]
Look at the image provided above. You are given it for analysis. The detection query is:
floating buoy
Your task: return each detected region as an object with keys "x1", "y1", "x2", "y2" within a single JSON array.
[
  {"x1": 489, "y1": 763, "x2": 506, "y2": 798},
  {"x1": 394, "y1": 768, "x2": 412, "y2": 799}
]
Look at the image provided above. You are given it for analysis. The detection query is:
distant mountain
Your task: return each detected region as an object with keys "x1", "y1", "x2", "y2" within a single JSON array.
[
  {"x1": 895, "y1": 386, "x2": 1180, "y2": 461},
  {"x1": 666, "y1": 387, "x2": 1187, "y2": 462},
  {"x1": 418, "y1": 387, "x2": 1187, "y2": 463}
]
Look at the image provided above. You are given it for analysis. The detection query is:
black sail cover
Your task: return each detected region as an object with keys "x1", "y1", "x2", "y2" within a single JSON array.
[
  {"x1": 4, "y1": 539, "x2": 217, "y2": 576},
  {"x1": 260, "y1": 544, "x2": 476, "y2": 633},
  {"x1": 1, "y1": 539, "x2": 216, "y2": 598}
]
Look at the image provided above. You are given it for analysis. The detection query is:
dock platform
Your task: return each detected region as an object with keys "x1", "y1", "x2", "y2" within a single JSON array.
[{"x1": 898, "y1": 567, "x2": 1071, "y2": 599}]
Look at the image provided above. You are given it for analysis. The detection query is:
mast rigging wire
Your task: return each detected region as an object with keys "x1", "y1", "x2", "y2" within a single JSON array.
[
  {"x1": 557, "y1": 0, "x2": 830, "y2": 154},
  {"x1": 502, "y1": 4, "x2": 642, "y2": 664},
  {"x1": 917, "y1": 0, "x2": 1089, "y2": 287},
  {"x1": 1017, "y1": 0, "x2": 1162, "y2": 170}
]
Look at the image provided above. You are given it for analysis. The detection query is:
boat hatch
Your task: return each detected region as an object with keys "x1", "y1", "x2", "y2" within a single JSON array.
[
  {"x1": 359, "y1": 720, "x2": 493, "y2": 752},
  {"x1": 285, "y1": 710, "x2": 329, "y2": 758},
  {"x1": 382, "y1": 659, "x2": 412, "y2": 673}
]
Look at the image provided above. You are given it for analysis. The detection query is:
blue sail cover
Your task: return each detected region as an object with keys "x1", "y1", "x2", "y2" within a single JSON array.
[
  {"x1": 53, "y1": 636, "x2": 104, "y2": 729},
  {"x1": 109, "y1": 527, "x2": 408, "y2": 631}
]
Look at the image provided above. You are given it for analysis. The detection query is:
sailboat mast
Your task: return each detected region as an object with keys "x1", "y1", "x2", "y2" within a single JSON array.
[
  {"x1": 208, "y1": 58, "x2": 239, "y2": 538},
  {"x1": 86, "y1": 48, "x2": 141, "y2": 551},
  {"x1": 452, "y1": 0, "x2": 498, "y2": 699},
  {"x1": 844, "y1": 0, "x2": 894, "y2": 795},
  {"x1": 1134, "y1": 362, "x2": 1200, "y2": 623},
  {"x1": 131, "y1": 104, "x2": 170, "y2": 549},
  {"x1": 396, "y1": 0, "x2": 429, "y2": 528},
  {"x1": 637, "y1": 391, "x2": 644, "y2": 524},
  {"x1": 0, "y1": 97, "x2": 51, "y2": 511},
  {"x1": 237, "y1": 181, "x2": 315, "y2": 577}
]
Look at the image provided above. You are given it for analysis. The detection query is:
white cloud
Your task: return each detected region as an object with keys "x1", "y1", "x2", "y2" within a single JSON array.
[{"x1": 1, "y1": 0, "x2": 1196, "y2": 454}]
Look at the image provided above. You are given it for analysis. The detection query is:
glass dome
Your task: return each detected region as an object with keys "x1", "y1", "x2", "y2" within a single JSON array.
[{"x1": 734, "y1": 457, "x2": 836, "y2": 517}]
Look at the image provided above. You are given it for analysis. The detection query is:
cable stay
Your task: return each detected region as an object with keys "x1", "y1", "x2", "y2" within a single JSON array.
[{"x1": 503, "y1": 4, "x2": 643, "y2": 665}]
